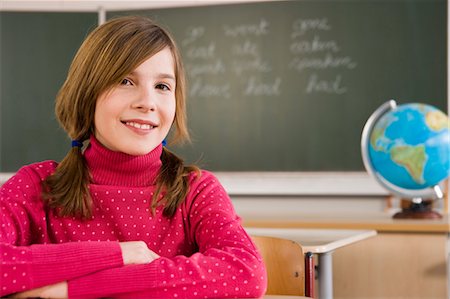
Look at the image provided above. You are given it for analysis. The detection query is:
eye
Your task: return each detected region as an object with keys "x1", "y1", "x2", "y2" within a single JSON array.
[
  {"x1": 156, "y1": 83, "x2": 171, "y2": 91},
  {"x1": 121, "y1": 78, "x2": 133, "y2": 86}
]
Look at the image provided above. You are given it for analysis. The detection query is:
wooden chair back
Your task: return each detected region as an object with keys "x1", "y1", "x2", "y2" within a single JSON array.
[{"x1": 251, "y1": 235, "x2": 305, "y2": 296}]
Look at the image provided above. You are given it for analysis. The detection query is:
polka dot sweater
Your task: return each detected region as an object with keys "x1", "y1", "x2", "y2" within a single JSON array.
[{"x1": 0, "y1": 137, "x2": 267, "y2": 298}]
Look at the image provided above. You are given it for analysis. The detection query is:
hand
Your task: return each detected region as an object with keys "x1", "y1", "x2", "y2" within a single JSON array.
[
  {"x1": 10, "y1": 281, "x2": 68, "y2": 299},
  {"x1": 119, "y1": 241, "x2": 159, "y2": 265}
]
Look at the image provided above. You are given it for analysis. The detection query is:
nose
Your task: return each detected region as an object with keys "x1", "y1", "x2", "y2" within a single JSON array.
[{"x1": 131, "y1": 88, "x2": 156, "y2": 112}]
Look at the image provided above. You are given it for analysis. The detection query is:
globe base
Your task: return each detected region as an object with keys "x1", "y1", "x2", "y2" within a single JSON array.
[{"x1": 393, "y1": 201, "x2": 442, "y2": 219}]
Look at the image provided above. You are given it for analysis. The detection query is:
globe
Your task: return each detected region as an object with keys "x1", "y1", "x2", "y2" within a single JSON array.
[{"x1": 361, "y1": 100, "x2": 450, "y2": 202}]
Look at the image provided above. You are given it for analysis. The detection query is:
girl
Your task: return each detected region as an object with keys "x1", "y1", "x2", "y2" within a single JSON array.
[{"x1": 0, "y1": 16, "x2": 266, "y2": 298}]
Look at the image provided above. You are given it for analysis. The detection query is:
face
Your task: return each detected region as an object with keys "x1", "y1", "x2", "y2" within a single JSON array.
[{"x1": 94, "y1": 47, "x2": 176, "y2": 155}]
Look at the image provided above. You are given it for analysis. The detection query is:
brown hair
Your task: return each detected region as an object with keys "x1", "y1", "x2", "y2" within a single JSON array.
[{"x1": 42, "y1": 16, "x2": 198, "y2": 218}]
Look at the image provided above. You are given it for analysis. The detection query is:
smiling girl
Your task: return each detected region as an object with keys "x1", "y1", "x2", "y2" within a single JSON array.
[{"x1": 0, "y1": 16, "x2": 266, "y2": 299}]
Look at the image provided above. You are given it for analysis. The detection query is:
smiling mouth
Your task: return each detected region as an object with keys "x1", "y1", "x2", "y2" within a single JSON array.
[{"x1": 122, "y1": 121, "x2": 156, "y2": 130}]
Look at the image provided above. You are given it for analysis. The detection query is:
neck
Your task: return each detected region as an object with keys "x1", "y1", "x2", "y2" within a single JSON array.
[{"x1": 84, "y1": 136, "x2": 162, "y2": 187}]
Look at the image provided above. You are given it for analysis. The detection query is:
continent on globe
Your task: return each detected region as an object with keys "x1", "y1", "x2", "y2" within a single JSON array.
[
  {"x1": 426, "y1": 110, "x2": 448, "y2": 131},
  {"x1": 370, "y1": 126, "x2": 388, "y2": 152},
  {"x1": 390, "y1": 145, "x2": 426, "y2": 185}
]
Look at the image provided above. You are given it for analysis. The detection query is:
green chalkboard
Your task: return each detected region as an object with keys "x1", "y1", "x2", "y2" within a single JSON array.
[
  {"x1": 0, "y1": 12, "x2": 98, "y2": 172},
  {"x1": 109, "y1": 0, "x2": 447, "y2": 171},
  {"x1": 0, "y1": 0, "x2": 446, "y2": 172}
]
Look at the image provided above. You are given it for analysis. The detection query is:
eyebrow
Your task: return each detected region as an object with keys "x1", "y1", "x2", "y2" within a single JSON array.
[
  {"x1": 129, "y1": 71, "x2": 176, "y2": 82},
  {"x1": 157, "y1": 73, "x2": 176, "y2": 82}
]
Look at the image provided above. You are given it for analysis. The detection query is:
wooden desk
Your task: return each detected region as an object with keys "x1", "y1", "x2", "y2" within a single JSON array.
[
  {"x1": 243, "y1": 213, "x2": 450, "y2": 299},
  {"x1": 247, "y1": 228, "x2": 376, "y2": 299}
]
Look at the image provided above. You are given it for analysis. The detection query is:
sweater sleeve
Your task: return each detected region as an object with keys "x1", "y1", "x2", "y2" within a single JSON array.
[
  {"x1": 67, "y1": 171, "x2": 267, "y2": 299},
  {"x1": 0, "y1": 166, "x2": 124, "y2": 297}
]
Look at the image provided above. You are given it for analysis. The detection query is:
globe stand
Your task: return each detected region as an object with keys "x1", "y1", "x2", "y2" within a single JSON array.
[{"x1": 393, "y1": 198, "x2": 442, "y2": 219}]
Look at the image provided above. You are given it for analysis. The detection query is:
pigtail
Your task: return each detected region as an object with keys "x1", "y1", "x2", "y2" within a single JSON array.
[
  {"x1": 153, "y1": 147, "x2": 200, "y2": 218},
  {"x1": 42, "y1": 144, "x2": 92, "y2": 218}
]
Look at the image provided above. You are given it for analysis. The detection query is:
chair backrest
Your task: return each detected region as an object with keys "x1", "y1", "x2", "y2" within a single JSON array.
[{"x1": 251, "y1": 235, "x2": 305, "y2": 296}]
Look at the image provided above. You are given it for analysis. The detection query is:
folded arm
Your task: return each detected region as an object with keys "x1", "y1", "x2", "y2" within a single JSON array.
[
  {"x1": 68, "y1": 172, "x2": 267, "y2": 299},
  {"x1": 0, "y1": 168, "x2": 125, "y2": 297}
]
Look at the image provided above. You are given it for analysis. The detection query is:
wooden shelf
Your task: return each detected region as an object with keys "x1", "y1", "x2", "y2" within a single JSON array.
[{"x1": 242, "y1": 212, "x2": 450, "y2": 233}]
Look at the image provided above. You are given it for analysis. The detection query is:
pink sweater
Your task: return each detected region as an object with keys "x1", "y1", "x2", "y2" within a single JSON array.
[{"x1": 0, "y1": 137, "x2": 266, "y2": 298}]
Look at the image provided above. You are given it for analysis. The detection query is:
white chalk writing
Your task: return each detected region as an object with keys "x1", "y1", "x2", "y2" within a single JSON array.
[
  {"x1": 305, "y1": 74, "x2": 347, "y2": 94},
  {"x1": 181, "y1": 15, "x2": 357, "y2": 97},
  {"x1": 186, "y1": 60, "x2": 226, "y2": 76},
  {"x1": 289, "y1": 17, "x2": 357, "y2": 94},
  {"x1": 290, "y1": 35, "x2": 339, "y2": 54},
  {"x1": 190, "y1": 78, "x2": 231, "y2": 99},
  {"x1": 291, "y1": 18, "x2": 331, "y2": 38},
  {"x1": 232, "y1": 58, "x2": 271, "y2": 75},
  {"x1": 182, "y1": 26, "x2": 205, "y2": 46},
  {"x1": 231, "y1": 40, "x2": 260, "y2": 57},
  {"x1": 186, "y1": 42, "x2": 216, "y2": 59},
  {"x1": 244, "y1": 77, "x2": 282, "y2": 96},
  {"x1": 223, "y1": 19, "x2": 270, "y2": 37},
  {"x1": 289, "y1": 54, "x2": 357, "y2": 71}
]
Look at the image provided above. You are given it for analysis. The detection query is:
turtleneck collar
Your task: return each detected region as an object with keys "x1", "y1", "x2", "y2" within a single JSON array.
[{"x1": 84, "y1": 135, "x2": 162, "y2": 187}]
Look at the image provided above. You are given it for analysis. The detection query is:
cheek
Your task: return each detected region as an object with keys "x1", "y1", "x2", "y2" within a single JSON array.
[
  {"x1": 93, "y1": 101, "x2": 112, "y2": 136},
  {"x1": 93, "y1": 104, "x2": 101, "y2": 135},
  {"x1": 169, "y1": 106, "x2": 176, "y2": 123},
  {"x1": 93, "y1": 112, "x2": 103, "y2": 135},
  {"x1": 165, "y1": 100, "x2": 177, "y2": 123}
]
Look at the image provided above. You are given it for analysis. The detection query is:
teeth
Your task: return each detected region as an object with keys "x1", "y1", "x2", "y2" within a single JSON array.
[{"x1": 125, "y1": 121, "x2": 154, "y2": 130}]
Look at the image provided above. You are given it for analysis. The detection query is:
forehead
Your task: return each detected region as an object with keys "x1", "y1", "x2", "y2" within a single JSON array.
[{"x1": 131, "y1": 47, "x2": 176, "y2": 79}]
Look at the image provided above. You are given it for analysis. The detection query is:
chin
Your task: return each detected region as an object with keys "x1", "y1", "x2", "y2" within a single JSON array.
[{"x1": 122, "y1": 143, "x2": 159, "y2": 156}]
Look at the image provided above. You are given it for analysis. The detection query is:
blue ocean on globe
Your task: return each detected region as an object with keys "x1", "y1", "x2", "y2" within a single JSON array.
[{"x1": 368, "y1": 103, "x2": 450, "y2": 190}]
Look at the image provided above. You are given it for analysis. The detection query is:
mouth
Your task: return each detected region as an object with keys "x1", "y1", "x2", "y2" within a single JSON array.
[{"x1": 121, "y1": 120, "x2": 158, "y2": 133}]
